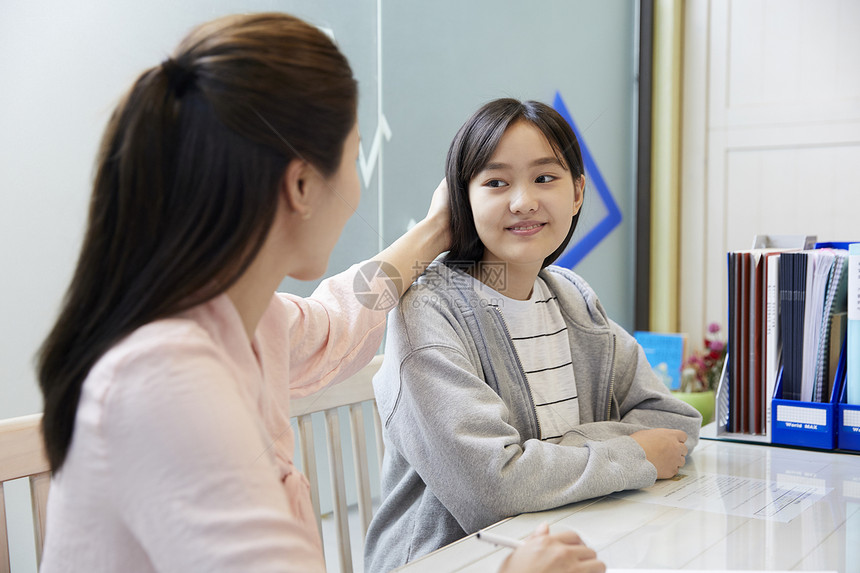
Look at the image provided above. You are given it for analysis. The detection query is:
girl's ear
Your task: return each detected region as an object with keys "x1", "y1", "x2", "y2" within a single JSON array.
[
  {"x1": 281, "y1": 158, "x2": 313, "y2": 220},
  {"x1": 573, "y1": 174, "x2": 585, "y2": 215}
]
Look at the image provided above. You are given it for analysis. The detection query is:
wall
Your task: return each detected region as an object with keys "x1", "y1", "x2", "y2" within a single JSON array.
[
  {"x1": 680, "y1": 0, "x2": 860, "y2": 345},
  {"x1": 0, "y1": 1, "x2": 639, "y2": 571}
]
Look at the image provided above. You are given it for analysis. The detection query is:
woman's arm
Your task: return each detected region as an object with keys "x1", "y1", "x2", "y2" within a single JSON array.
[{"x1": 280, "y1": 180, "x2": 450, "y2": 396}]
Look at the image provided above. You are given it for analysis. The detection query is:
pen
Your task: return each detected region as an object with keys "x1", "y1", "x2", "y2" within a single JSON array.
[{"x1": 475, "y1": 529, "x2": 525, "y2": 549}]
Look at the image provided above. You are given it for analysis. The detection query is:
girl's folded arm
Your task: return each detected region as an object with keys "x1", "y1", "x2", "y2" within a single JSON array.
[
  {"x1": 609, "y1": 321, "x2": 702, "y2": 450},
  {"x1": 381, "y1": 344, "x2": 656, "y2": 533}
]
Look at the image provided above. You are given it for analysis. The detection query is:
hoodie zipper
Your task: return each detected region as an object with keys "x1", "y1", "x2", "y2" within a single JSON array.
[
  {"x1": 606, "y1": 333, "x2": 617, "y2": 420},
  {"x1": 493, "y1": 306, "x2": 543, "y2": 439}
]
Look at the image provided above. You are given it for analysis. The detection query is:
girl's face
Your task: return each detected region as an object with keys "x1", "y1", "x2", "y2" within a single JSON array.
[{"x1": 468, "y1": 120, "x2": 584, "y2": 276}]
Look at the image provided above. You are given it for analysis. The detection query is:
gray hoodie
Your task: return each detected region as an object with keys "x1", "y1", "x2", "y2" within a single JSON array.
[{"x1": 364, "y1": 261, "x2": 701, "y2": 573}]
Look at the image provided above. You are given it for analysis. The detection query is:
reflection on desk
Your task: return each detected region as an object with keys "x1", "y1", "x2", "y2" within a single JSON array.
[{"x1": 394, "y1": 439, "x2": 860, "y2": 572}]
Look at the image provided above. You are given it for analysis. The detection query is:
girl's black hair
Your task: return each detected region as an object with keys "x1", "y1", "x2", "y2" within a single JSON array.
[
  {"x1": 445, "y1": 98, "x2": 585, "y2": 269},
  {"x1": 37, "y1": 13, "x2": 358, "y2": 472}
]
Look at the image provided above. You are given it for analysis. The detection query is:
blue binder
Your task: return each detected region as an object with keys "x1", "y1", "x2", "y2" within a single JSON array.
[
  {"x1": 771, "y1": 337, "x2": 846, "y2": 450},
  {"x1": 838, "y1": 366, "x2": 860, "y2": 452}
]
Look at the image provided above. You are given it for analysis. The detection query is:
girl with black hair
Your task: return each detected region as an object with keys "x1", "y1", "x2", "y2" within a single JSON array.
[{"x1": 365, "y1": 99, "x2": 701, "y2": 573}]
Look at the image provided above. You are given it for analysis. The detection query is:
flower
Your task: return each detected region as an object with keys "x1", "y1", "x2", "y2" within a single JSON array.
[{"x1": 681, "y1": 322, "x2": 727, "y2": 392}]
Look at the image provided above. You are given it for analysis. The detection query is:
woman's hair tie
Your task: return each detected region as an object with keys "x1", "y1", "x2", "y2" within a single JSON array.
[{"x1": 161, "y1": 57, "x2": 197, "y2": 97}]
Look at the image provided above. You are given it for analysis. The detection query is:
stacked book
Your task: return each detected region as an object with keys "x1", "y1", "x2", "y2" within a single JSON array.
[
  {"x1": 778, "y1": 249, "x2": 849, "y2": 404},
  {"x1": 724, "y1": 236, "x2": 853, "y2": 436}
]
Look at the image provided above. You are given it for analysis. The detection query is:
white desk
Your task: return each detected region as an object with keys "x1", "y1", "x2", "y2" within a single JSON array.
[{"x1": 395, "y1": 437, "x2": 860, "y2": 572}]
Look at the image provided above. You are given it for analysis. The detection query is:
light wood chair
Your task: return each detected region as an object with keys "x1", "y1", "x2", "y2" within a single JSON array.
[
  {"x1": 291, "y1": 354, "x2": 385, "y2": 573},
  {"x1": 0, "y1": 413, "x2": 50, "y2": 573}
]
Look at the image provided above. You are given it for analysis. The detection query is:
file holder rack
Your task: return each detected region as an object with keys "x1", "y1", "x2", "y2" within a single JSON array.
[
  {"x1": 830, "y1": 239, "x2": 860, "y2": 452},
  {"x1": 770, "y1": 241, "x2": 855, "y2": 451},
  {"x1": 770, "y1": 340, "x2": 846, "y2": 450},
  {"x1": 714, "y1": 357, "x2": 772, "y2": 444},
  {"x1": 838, "y1": 377, "x2": 860, "y2": 452},
  {"x1": 771, "y1": 374, "x2": 839, "y2": 450},
  {"x1": 715, "y1": 344, "x2": 846, "y2": 449},
  {"x1": 713, "y1": 235, "x2": 818, "y2": 444},
  {"x1": 711, "y1": 238, "x2": 857, "y2": 451}
]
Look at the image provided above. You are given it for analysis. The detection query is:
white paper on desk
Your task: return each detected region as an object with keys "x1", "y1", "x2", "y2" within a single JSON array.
[
  {"x1": 609, "y1": 472, "x2": 830, "y2": 523},
  {"x1": 609, "y1": 570, "x2": 835, "y2": 573}
]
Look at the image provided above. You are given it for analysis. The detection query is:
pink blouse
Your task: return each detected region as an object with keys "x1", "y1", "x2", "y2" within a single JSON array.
[{"x1": 40, "y1": 264, "x2": 387, "y2": 572}]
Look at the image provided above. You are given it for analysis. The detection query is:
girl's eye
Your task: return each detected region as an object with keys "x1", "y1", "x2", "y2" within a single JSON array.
[
  {"x1": 535, "y1": 174, "x2": 557, "y2": 184},
  {"x1": 485, "y1": 179, "x2": 507, "y2": 188}
]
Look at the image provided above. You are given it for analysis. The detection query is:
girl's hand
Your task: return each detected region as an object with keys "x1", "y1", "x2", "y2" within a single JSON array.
[
  {"x1": 498, "y1": 523, "x2": 605, "y2": 573},
  {"x1": 630, "y1": 428, "x2": 688, "y2": 479}
]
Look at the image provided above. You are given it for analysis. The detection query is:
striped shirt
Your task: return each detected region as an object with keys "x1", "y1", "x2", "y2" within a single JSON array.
[{"x1": 476, "y1": 277, "x2": 579, "y2": 442}]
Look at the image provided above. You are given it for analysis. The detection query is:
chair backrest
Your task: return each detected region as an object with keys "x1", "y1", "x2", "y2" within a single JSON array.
[
  {"x1": 0, "y1": 413, "x2": 50, "y2": 573},
  {"x1": 291, "y1": 354, "x2": 385, "y2": 573}
]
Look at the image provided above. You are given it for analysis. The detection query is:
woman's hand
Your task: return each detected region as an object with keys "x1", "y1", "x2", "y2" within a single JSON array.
[
  {"x1": 498, "y1": 523, "x2": 605, "y2": 573},
  {"x1": 423, "y1": 178, "x2": 451, "y2": 252},
  {"x1": 630, "y1": 428, "x2": 688, "y2": 479},
  {"x1": 369, "y1": 177, "x2": 452, "y2": 303}
]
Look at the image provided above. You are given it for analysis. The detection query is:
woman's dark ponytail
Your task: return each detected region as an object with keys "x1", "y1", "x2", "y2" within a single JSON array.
[{"x1": 38, "y1": 13, "x2": 357, "y2": 472}]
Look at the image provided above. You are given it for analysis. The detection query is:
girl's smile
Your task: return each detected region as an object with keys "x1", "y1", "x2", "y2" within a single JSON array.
[{"x1": 505, "y1": 220, "x2": 547, "y2": 236}]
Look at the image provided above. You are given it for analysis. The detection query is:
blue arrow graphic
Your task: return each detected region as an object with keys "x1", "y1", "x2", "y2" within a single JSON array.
[{"x1": 552, "y1": 92, "x2": 623, "y2": 270}]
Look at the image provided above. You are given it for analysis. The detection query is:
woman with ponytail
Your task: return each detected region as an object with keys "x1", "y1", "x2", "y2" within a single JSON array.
[{"x1": 37, "y1": 12, "x2": 602, "y2": 573}]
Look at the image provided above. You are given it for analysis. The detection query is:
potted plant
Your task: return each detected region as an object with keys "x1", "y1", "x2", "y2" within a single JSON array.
[{"x1": 674, "y1": 322, "x2": 726, "y2": 425}]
